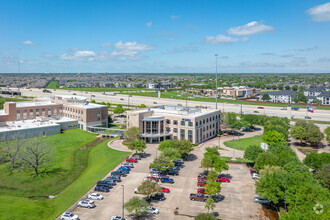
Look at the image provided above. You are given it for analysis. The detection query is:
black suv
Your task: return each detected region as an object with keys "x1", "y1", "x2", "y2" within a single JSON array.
[
  {"x1": 95, "y1": 186, "x2": 110, "y2": 192},
  {"x1": 97, "y1": 181, "x2": 113, "y2": 188},
  {"x1": 166, "y1": 169, "x2": 179, "y2": 175},
  {"x1": 108, "y1": 175, "x2": 122, "y2": 182},
  {"x1": 147, "y1": 193, "x2": 166, "y2": 201}
]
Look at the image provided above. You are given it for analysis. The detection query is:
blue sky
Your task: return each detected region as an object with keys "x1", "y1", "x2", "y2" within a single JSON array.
[{"x1": 0, "y1": 0, "x2": 330, "y2": 73}]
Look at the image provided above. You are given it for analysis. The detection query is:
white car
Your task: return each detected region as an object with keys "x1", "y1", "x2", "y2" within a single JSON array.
[
  {"x1": 143, "y1": 178, "x2": 157, "y2": 183},
  {"x1": 111, "y1": 216, "x2": 126, "y2": 220},
  {"x1": 88, "y1": 193, "x2": 103, "y2": 200},
  {"x1": 78, "y1": 200, "x2": 96, "y2": 208},
  {"x1": 252, "y1": 173, "x2": 259, "y2": 179},
  {"x1": 61, "y1": 212, "x2": 79, "y2": 220},
  {"x1": 122, "y1": 163, "x2": 134, "y2": 168},
  {"x1": 148, "y1": 173, "x2": 160, "y2": 178},
  {"x1": 134, "y1": 188, "x2": 140, "y2": 194},
  {"x1": 145, "y1": 206, "x2": 159, "y2": 214}
]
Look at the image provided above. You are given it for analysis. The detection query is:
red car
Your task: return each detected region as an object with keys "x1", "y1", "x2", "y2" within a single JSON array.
[
  {"x1": 146, "y1": 176, "x2": 159, "y2": 182},
  {"x1": 197, "y1": 188, "x2": 206, "y2": 194},
  {"x1": 250, "y1": 168, "x2": 256, "y2": 174},
  {"x1": 216, "y1": 177, "x2": 230, "y2": 182},
  {"x1": 126, "y1": 158, "x2": 137, "y2": 163},
  {"x1": 161, "y1": 187, "x2": 170, "y2": 193},
  {"x1": 197, "y1": 181, "x2": 207, "y2": 187},
  {"x1": 257, "y1": 106, "x2": 264, "y2": 109}
]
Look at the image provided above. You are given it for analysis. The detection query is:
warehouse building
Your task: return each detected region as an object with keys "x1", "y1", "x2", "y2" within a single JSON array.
[{"x1": 126, "y1": 105, "x2": 221, "y2": 144}]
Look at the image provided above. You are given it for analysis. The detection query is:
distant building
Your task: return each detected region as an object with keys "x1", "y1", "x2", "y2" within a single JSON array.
[
  {"x1": 148, "y1": 83, "x2": 176, "y2": 89},
  {"x1": 126, "y1": 105, "x2": 221, "y2": 144},
  {"x1": 261, "y1": 91, "x2": 297, "y2": 103},
  {"x1": 220, "y1": 86, "x2": 260, "y2": 98}
]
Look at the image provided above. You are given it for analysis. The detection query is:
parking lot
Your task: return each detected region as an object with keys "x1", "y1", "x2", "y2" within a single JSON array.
[{"x1": 73, "y1": 139, "x2": 261, "y2": 220}]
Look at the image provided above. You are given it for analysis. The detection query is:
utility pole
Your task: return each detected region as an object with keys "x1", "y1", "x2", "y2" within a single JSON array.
[{"x1": 215, "y1": 54, "x2": 218, "y2": 109}]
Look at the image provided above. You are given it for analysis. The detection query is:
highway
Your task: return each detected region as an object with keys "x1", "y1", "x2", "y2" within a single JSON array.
[{"x1": 16, "y1": 88, "x2": 330, "y2": 122}]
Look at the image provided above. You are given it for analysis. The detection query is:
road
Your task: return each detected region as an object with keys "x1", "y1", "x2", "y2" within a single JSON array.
[{"x1": 15, "y1": 88, "x2": 330, "y2": 122}]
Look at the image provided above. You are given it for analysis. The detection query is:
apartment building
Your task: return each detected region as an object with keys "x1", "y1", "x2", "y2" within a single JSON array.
[
  {"x1": 0, "y1": 95, "x2": 108, "y2": 131},
  {"x1": 126, "y1": 105, "x2": 221, "y2": 144}
]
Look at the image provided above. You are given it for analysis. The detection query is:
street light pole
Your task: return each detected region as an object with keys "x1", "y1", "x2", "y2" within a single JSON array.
[
  {"x1": 121, "y1": 185, "x2": 125, "y2": 218},
  {"x1": 215, "y1": 54, "x2": 218, "y2": 110}
]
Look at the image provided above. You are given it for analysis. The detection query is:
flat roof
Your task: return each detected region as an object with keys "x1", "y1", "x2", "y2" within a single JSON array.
[
  {"x1": 16, "y1": 101, "x2": 60, "y2": 108},
  {"x1": 66, "y1": 102, "x2": 107, "y2": 109},
  {"x1": 55, "y1": 95, "x2": 87, "y2": 100}
]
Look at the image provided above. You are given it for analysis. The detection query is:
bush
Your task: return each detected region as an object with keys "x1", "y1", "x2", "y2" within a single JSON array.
[{"x1": 244, "y1": 145, "x2": 264, "y2": 162}]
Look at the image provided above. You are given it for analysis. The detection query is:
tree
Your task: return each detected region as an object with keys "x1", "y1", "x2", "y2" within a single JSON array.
[
  {"x1": 205, "y1": 180, "x2": 221, "y2": 196},
  {"x1": 139, "y1": 104, "x2": 147, "y2": 108},
  {"x1": 149, "y1": 154, "x2": 174, "y2": 171},
  {"x1": 256, "y1": 166, "x2": 286, "y2": 204},
  {"x1": 171, "y1": 139, "x2": 194, "y2": 158},
  {"x1": 106, "y1": 102, "x2": 111, "y2": 108},
  {"x1": 90, "y1": 99, "x2": 96, "y2": 103},
  {"x1": 244, "y1": 145, "x2": 264, "y2": 162},
  {"x1": 292, "y1": 85, "x2": 298, "y2": 91},
  {"x1": 290, "y1": 125, "x2": 306, "y2": 144},
  {"x1": 113, "y1": 104, "x2": 125, "y2": 114},
  {"x1": 305, "y1": 122, "x2": 324, "y2": 146},
  {"x1": 3, "y1": 137, "x2": 25, "y2": 169},
  {"x1": 254, "y1": 151, "x2": 279, "y2": 172},
  {"x1": 201, "y1": 156, "x2": 213, "y2": 170},
  {"x1": 278, "y1": 84, "x2": 284, "y2": 90},
  {"x1": 285, "y1": 85, "x2": 290, "y2": 90},
  {"x1": 207, "y1": 170, "x2": 219, "y2": 182},
  {"x1": 315, "y1": 164, "x2": 330, "y2": 190},
  {"x1": 298, "y1": 93, "x2": 308, "y2": 103},
  {"x1": 325, "y1": 127, "x2": 330, "y2": 144},
  {"x1": 262, "y1": 130, "x2": 286, "y2": 146},
  {"x1": 262, "y1": 94, "x2": 271, "y2": 102},
  {"x1": 312, "y1": 99, "x2": 322, "y2": 105},
  {"x1": 161, "y1": 148, "x2": 181, "y2": 160},
  {"x1": 205, "y1": 197, "x2": 215, "y2": 213},
  {"x1": 124, "y1": 127, "x2": 140, "y2": 142},
  {"x1": 195, "y1": 213, "x2": 217, "y2": 220},
  {"x1": 19, "y1": 137, "x2": 52, "y2": 176},
  {"x1": 137, "y1": 180, "x2": 162, "y2": 197},
  {"x1": 127, "y1": 139, "x2": 146, "y2": 153},
  {"x1": 213, "y1": 158, "x2": 228, "y2": 173},
  {"x1": 303, "y1": 152, "x2": 330, "y2": 170},
  {"x1": 124, "y1": 196, "x2": 149, "y2": 216}
]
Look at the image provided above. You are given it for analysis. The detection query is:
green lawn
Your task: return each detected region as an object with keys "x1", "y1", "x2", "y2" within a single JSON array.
[
  {"x1": 60, "y1": 87, "x2": 155, "y2": 92},
  {"x1": 223, "y1": 135, "x2": 263, "y2": 150},
  {"x1": 291, "y1": 119, "x2": 330, "y2": 125},
  {"x1": 0, "y1": 130, "x2": 130, "y2": 220},
  {"x1": 119, "y1": 91, "x2": 330, "y2": 110},
  {"x1": 46, "y1": 81, "x2": 59, "y2": 89}
]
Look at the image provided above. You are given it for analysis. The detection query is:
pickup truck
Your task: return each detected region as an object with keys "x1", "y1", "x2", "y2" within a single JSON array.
[
  {"x1": 160, "y1": 176, "x2": 174, "y2": 183},
  {"x1": 190, "y1": 193, "x2": 208, "y2": 202},
  {"x1": 111, "y1": 170, "x2": 127, "y2": 177}
]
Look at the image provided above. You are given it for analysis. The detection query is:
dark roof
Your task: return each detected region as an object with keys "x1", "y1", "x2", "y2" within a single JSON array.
[
  {"x1": 318, "y1": 91, "x2": 330, "y2": 97},
  {"x1": 306, "y1": 87, "x2": 325, "y2": 93},
  {"x1": 262, "y1": 90, "x2": 298, "y2": 97}
]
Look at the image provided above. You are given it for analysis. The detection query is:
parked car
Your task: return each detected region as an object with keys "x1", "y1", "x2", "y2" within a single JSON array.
[
  {"x1": 254, "y1": 197, "x2": 270, "y2": 204},
  {"x1": 198, "y1": 176, "x2": 208, "y2": 181},
  {"x1": 111, "y1": 216, "x2": 126, "y2": 220},
  {"x1": 148, "y1": 193, "x2": 166, "y2": 201},
  {"x1": 166, "y1": 170, "x2": 179, "y2": 175},
  {"x1": 126, "y1": 158, "x2": 137, "y2": 163},
  {"x1": 78, "y1": 200, "x2": 96, "y2": 209},
  {"x1": 197, "y1": 188, "x2": 206, "y2": 194},
  {"x1": 160, "y1": 176, "x2": 174, "y2": 183},
  {"x1": 174, "y1": 163, "x2": 184, "y2": 168},
  {"x1": 118, "y1": 167, "x2": 130, "y2": 173},
  {"x1": 95, "y1": 186, "x2": 109, "y2": 192},
  {"x1": 60, "y1": 212, "x2": 80, "y2": 220},
  {"x1": 305, "y1": 116, "x2": 312, "y2": 119},
  {"x1": 122, "y1": 163, "x2": 134, "y2": 168},
  {"x1": 134, "y1": 188, "x2": 140, "y2": 194},
  {"x1": 150, "y1": 168, "x2": 162, "y2": 174},
  {"x1": 161, "y1": 187, "x2": 170, "y2": 193},
  {"x1": 197, "y1": 181, "x2": 207, "y2": 187},
  {"x1": 145, "y1": 176, "x2": 159, "y2": 182},
  {"x1": 148, "y1": 173, "x2": 160, "y2": 179},
  {"x1": 97, "y1": 181, "x2": 113, "y2": 188},
  {"x1": 250, "y1": 169, "x2": 256, "y2": 174},
  {"x1": 216, "y1": 177, "x2": 230, "y2": 182},
  {"x1": 132, "y1": 154, "x2": 141, "y2": 160},
  {"x1": 107, "y1": 175, "x2": 121, "y2": 182},
  {"x1": 144, "y1": 206, "x2": 159, "y2": 214},
  {"x1": 153, "y1": 102, "x2": 157, "y2": 104},
  {"x1": 111, "y1": 170, "x2": 127, "y2": 176},
  {"x1": 252, "y1": 173, "x2": 259, "y2": 179},
  {"x1": 88, "y1": 193, "x2": 103, "y2": 200},
  {"x1": 257, "y1": 106, "x2": 264, "y2": 109},
  {"x1": 104, "y1": 179, "x2": 116, "y2": 186},
  {"x1": 253, "y1": 110, "x2": 259, "y2": 113},
  {"x1": 190, "y1": 193, "x2": 208, "y2": 202},
  {"x1": 173, "y1": 159, "x2": 184, "y2": 164}
]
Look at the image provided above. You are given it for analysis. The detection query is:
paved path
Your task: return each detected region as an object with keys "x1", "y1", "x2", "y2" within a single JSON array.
[
  {"x1": 108, "y1": 139, "x2": 132, "y2": 152},
  {"x1": 199, "y1": 127, "x2": 264, "y2": 159}
]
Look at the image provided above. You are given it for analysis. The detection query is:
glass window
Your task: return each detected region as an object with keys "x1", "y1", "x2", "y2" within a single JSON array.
[
  {"x1": 173, "y1": 120, "x2": 178, "y2": 125},
  {"x1": 213, "y1": 116, "x2": 215, "y2": 120},
  {"x1": 166, "y1": 127, "x2": 170, "y2": 133},
  {"x1": 48, "y1": 108, "x2": 51, "y2": 117},
  {"x1": 30, "y1": 109, "x2": 33, "y2": 119},
  {"x1": 142, "y1": 121, "x2": 145, "y2": 133},
  {"x1": 180, "y1": 129, "x2": 185, "y2": 139},
  {"x1": 16, "y1": 110, "x2": 20, "y2": 120},
  {"x1": 166, "y1": 119, "x2": 171, "y2": 124},
  {"x1": 36, "y1": 109, "x2": 39, "y2": 116},
  {"x1": 97, "y1": 112, "x2": 100, "y2": 121},
  {"x1": 146, "y1": 121, "x2": 151, "y2": 133},
  {"x1": 188, "y1": 130, "x2": 193, "y2": 142},
  {"x1": 160, "y1": 121, "x2": 164, "y2": 133},
  {"x1": 42, "y1": 108, "x2": 45, "y2": 117},
  {"x1": 152, "y1": 121, "x2": 158, "y2": 134},
  {"x1": 195, "y1": 122, "x2": 198, "y2": 126},
  {"x1": 206, "y1": 118, "x2": 209, "y2": 123},
  {"x1": 188, "y1": 122, "x2": 193, "y2": 127},
  {"x1": 181, "y1": 121, "x2": 185, "y2": 126},
  {"x1": 173, "y1": 128, "x2": 178, "y2": 133},
  {"x1": 54, "y1": 108, "x2": 57, "y2": 116},
  {"x1": 203, "y1": 119, "x2": 205, "y2": 124},
  {"x1": 23, "y1": 110, "x2": 27, "y2": 120}
]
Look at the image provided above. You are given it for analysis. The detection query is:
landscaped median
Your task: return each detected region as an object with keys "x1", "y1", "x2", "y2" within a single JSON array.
[
  {"x1": 223, "y1": 135, "x2": 262, "y2": 151},
  {"x1": 0, "y1": 131, "x2": 130, "y2": 220}
]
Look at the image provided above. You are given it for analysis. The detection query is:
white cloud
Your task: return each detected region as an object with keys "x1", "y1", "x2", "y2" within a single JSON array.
[
  {"x1": 205, "y1": 34, "x2": 238, "y2": 45},
  {"x1": 307, "y1": 2, "x2": 330, "y2": 21},
  {"x1": 60, "y1": 50, "x2": 96, "y2": 60},
  {"x1": 146, "y1": 21, "x2": 152, "y2": 27},
  {"x1": 112, "y1": 41, "x2": 154, "y2": 56},
  {"x1": 227, "y1": 21, "x2": 274, "y2": 35},
  {"x1": 171, "y1": 15, "x2": 180, "y2": 20},
  {"x1": 22, "y1": 40, "x2": 36, "y2": 45},
  {"x1": 163, "y1": 46, "x2": 198, "y2": 54},
  {"x1": 101, "y1": 43, "x2": 111, "y2": 47}
]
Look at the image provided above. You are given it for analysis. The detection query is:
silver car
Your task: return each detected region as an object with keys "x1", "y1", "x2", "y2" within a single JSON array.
[
  {"x1": 254, "y1": 197, "x2": 270, "y2": 204},
  {"x1": 61, "y1": 212, "x2": 80, "y2": 220},
  {"x1": 78, "y1": 200, "x2": 96, "y2": 208}
]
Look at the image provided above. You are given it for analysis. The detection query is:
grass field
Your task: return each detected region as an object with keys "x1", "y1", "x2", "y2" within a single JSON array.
[
  {"x1": 46, "y1": 81, "x2": 59, "y2": 89},
  {"x1": 223, "y1": 135, "x2": 263, "y2": 150},
  {"x1": 0, "y1": 130, "x2": 130, "y2": 220},
  {"x1": 0, "y1": 96, "x2": 28, "y2": 109},
  {"x1": 60, "y1": 87, "x2": 155, "y2": 92},
  {"x1": 119, "y1": 91, "x2": 330, "y2": 110}
]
